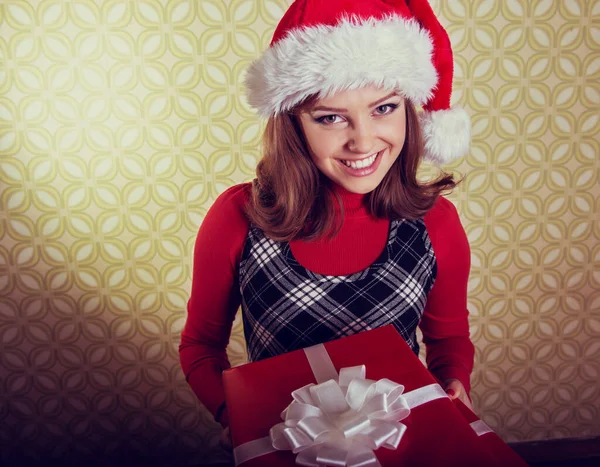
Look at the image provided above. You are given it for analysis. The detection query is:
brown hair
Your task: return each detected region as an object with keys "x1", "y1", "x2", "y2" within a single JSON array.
[{"x1": 246, "y1": 99, "x2": 459, "y2": 242}]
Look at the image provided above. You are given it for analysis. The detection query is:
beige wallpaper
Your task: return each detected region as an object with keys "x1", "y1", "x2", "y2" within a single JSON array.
[{"x1": 0, "y1": 0, "x2": 599, "y2": 465}]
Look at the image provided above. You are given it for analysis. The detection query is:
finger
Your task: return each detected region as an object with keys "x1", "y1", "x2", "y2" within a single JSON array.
[
  {"x1": 452, "y1": 385, "x2": 474, "y2": 411},
  {"x1": 445, "y1": 380, "x2": 462, "y2": 399},
  {"x1": 459, "y1": 392, "x2": 474, "y2": 410},
  {"x1": 219, "y1": 428, "x2": 233, "y2": 451},
  {"x1": 219, "y1": 437, "x2": 232, "y2": 451}
]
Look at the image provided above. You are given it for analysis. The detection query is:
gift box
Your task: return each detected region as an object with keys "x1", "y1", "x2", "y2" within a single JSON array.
[
  {"x1": 223, "y1": 325, "x2": 513, "y2": 466},
  {"x1": 452, "y1": 399, "x2": 529, "y2": 466}
]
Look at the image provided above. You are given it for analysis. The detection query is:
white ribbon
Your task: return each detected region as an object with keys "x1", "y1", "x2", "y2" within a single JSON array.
[
  {"x1": 269, "y1": 364, "x2": 411, "y2": 467},
  {"x1": 234, "y1": 343, "x2": 448, "y2": 467},
  {"x1": 470, "y1": 420, "x2": 494, "y2": 437}
]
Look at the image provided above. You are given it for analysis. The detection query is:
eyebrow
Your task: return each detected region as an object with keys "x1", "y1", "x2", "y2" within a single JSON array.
[{"x1": 311, "y1": 92, "x2": 400, "y2": 113}]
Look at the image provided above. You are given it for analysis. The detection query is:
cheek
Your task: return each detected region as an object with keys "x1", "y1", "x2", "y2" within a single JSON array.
[
  {"x1": 385, "y1": 116, "x2": 407, "y2": 143},
  {"x1": 394, "y1": 130, "x2": 407, "y2": 151},
  {"x1": 302, "y1": 125, "x2": 327, "y2": 158},
  {"x1": 306, "y1": 134, "x2": 339, "y2": 163},
  {"x1": 310, "y1": 147, "x2": 337, "y2": 172}
]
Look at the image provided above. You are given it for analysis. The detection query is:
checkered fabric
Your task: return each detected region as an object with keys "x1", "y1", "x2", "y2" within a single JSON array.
[{"x1": 238, "y1": 219, "x2": 437, "y2": 362}]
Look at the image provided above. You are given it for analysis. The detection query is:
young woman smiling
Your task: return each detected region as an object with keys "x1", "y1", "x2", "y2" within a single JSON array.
[{"x1": 179, "y1": 0, "x2": 473, "y2": 449}]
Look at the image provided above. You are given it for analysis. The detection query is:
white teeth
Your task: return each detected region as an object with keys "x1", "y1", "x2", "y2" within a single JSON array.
[{"x1": 341, "y1": 151, "x2": 379, "y2": 169}]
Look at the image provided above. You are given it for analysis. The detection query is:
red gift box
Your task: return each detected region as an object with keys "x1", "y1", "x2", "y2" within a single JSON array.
[
  {"x1": 223, "y1": 325, "x2": 516, "y2": 466},
  {"x1": 452, "y1": 399, "x2": 529, "y2": 466}
]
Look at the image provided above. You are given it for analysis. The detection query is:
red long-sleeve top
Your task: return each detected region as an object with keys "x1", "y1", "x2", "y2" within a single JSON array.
[{"x1": 179, "y1": 183, "x2": 474, "y2": 428}]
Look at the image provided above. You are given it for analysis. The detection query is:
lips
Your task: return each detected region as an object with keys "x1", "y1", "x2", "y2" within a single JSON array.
[
  {"x1": 337, "y1": 149, "x2": 385, "y2": 177},
  {"x1": 339, "y1": 150, "x2": 383, "y2": 169}
]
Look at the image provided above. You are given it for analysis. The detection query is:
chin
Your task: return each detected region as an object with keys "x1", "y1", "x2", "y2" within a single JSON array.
[{"x1": 340, "y1": 179, "x2": 381, "y2": 195}]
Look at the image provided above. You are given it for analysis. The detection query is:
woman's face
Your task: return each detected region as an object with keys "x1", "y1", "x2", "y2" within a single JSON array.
[{"x1": 298, "y1": 86, "x2": 407, "y2": 194}]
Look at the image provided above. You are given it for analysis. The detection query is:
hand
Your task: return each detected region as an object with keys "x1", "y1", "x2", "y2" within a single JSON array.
[
  {"x1": 444, "y1": 378, "x2": 473, "y2": 411},
  {"x1": 219, "y1": 426, "x2": 233, "y2": 452}
]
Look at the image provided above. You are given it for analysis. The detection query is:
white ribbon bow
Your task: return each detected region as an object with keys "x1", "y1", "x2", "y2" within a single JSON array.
[{"x1": 269, "y1": 365, "x2": 410, "y2": 467}]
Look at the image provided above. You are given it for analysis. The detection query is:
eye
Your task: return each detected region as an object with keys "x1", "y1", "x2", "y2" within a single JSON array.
[
  {"x1": 374, "y1": 104, "x2": 398, "y2": 115},
  {"x1": 315, "y1": 114, "x2": 342, "y2": 125}
]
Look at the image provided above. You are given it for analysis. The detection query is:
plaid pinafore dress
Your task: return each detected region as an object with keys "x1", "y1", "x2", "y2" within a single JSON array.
[{"x1": 238, "y1": 218, "x2": 437, "y2": 362}]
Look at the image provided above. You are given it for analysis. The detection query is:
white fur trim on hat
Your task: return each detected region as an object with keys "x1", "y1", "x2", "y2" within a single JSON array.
[
  {"x1": 245, "y1": 15, "x2": 438, "y2": 117},
  {"x1": 420, "y1": 106, "x2": 471, "y2": 165}
]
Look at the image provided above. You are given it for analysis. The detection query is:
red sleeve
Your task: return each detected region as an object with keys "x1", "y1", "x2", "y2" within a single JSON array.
[
  {"x1": 421, "y1": 196, "x2": 474, "y2": 394},
  {"x1": 179, "y1": 183, "x2": 251, "y2": 428}
]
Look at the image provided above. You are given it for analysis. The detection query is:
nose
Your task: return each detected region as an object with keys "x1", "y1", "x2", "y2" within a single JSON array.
[{"x1": 347, "y1": 118, "x2": 375, "y2": 154}]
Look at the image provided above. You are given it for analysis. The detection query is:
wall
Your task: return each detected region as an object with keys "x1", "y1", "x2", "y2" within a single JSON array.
[{"x1": 0, "y1": 1, "x2": 599, "y2": 465}]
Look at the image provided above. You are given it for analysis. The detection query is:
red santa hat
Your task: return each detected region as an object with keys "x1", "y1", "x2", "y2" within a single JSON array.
[{"x1": 244, "y1": 0, "x2": 470, "y2": 165}]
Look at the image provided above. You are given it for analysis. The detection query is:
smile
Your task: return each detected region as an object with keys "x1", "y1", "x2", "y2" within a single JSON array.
[
  {"x1": 337, "y1": 150, "x2": 385, "y2": 177},
  {"x1": 339, "y1": 150, "x2": 382, "y2": 169}
]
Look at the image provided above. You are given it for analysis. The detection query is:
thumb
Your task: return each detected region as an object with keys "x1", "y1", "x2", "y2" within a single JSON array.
[
  {"x1": 444, "y1": 379, "x2": 474, "y2": 411},
  {"x1": 219, "y1": 427, "x2": 233, "y2": 452},
  {"x1": 444, "y1": 379, "x2": 463, "y2": 400}
]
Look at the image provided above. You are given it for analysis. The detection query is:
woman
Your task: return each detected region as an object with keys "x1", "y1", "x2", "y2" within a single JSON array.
[{"x1": 180, "y1": 0, "x2": 473, "y2": 449}]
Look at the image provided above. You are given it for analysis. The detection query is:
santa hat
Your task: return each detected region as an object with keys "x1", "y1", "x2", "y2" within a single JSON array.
[{"x1": 244, "y1": 0, "x2": 470, "y2": 165}]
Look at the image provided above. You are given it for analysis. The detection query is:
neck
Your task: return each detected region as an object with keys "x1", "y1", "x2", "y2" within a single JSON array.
[{"x1": 330, "y1": 183, "x2": 368, "y2": 216}]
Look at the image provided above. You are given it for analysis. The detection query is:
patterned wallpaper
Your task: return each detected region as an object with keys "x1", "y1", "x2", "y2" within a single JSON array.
[{"x1": 0, "y1": 0, "x2": 598, "y2": 465}]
